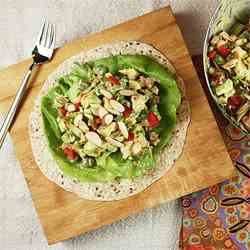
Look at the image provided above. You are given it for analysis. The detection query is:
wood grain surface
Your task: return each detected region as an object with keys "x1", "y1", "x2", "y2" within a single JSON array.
[{"x1": 0, "y1": 7, "x2": 235, "y2": 245}]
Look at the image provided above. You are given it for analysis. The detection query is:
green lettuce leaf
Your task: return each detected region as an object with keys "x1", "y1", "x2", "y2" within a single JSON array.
[{"x1": 41, "y1": 55, "x2": 181, "y2": 182}]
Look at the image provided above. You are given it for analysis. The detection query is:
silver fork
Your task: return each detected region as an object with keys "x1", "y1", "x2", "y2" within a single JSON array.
[{"x1": 0, "y1": 20, "x2": 56, "y2": 149}]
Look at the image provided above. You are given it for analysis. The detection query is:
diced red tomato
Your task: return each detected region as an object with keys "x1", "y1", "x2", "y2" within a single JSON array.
[
  {"x1": 127, "y1": 131, "x2": 134, "y2": 141},
  {"x1": 208, "y1": 50, "x2": 217, "y2": 61},
  {"x1": 63, "y1": 147, "x2": 77, "y2": 161},
  {"x1": 148, "y1": 111, "x2": 160, "y2": 128},
  {"x1": 59, "y1": 106, "x2": 67, "y2": 116},
  {"x1": 74, "y1": 102, "x2": 81, "y2": 111},
  {"x1": 123, "y1": 106, "x2": 133, "y2": 118},
  {"x1": 218, "y1": 45, "x2": 231, "y2": 58},
  {"x1": 107, "y1": 75, "x2": 120, "y2": 85},
  {"x1": 228, "y1": 96, "x2": 242, "y2": 109}
]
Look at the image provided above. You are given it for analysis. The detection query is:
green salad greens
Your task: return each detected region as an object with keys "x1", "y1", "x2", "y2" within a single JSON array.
[
  {"x1": 207, "y1": 19, "x2": 250, "y2": 131},
  {"x1": 41, "y1": 55, "x2": 181, "y2": 182}
]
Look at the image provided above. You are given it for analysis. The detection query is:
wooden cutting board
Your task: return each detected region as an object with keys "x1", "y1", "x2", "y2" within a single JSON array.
[{"x1": 0, "y1": 7, "x2": 235, "y2": 244}]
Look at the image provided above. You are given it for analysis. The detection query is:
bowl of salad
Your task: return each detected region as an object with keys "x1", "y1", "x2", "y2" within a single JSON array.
[{"x1": 203, "y1": 0, "x2": 250, "y2": 133}]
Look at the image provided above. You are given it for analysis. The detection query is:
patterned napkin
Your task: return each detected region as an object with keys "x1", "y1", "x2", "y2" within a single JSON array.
[
  {"x1": 180, "y1": 57, "x2": 250, "y2": 250},
  {"x1": 180, "y1": 125, "x2": 250, "y2": 250}
]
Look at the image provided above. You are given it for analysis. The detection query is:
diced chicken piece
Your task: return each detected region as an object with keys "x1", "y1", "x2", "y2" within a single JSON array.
[
  {"x1": 220, "y1": 31, "x2": 236, "y2": 42},
  {"x1": 120, "y1": 141, "x2": 133, "y2": 159},
  {"x1": 151, "y1": 86, "x2": 159, "y2": 95},
  {"x1": 233, "y1": 47, "x2": 248, "y2": 59},
  {"x1": 119, "y1": 89, "x2": 135, "y2": 96},
  {"x1": 57, "y1": 117, "x2": 67, "y2": 133},
  {"x1": 132, "y1": 143, "x2": 142, "y2": 155},
  {"x1": 131, "y1": 94, "x2": 147, "y2": 113},
  {"x1": 70, "y1": 125, "x2": 84, "y2": 138},
  {"x1": 78, "y1": 121, "x2": 89, "y2": 133},
  {"x1": 129, "y1": 80, "x2": 141, "y2": 90},
  {"x1": 119, "y1": 68, "x2": 139, "y2": 80},
  {"x1": 235, "y1": 61, "x2": 248, "y2": 78},
  {"x1": 210, "y1": 35, "x2": 220, "y2": 46},
  {"x1": 235, "y1": 38, "x2": 248, "y2": 46},
  {"x1": 222, "y1": 59, "x2": 238, "y2": 70},
  {"x1": 97, "y1": 122, "x2": 116, "y2": 137},
  {"x1": 85, "y1": 131, "x2": 102, "y2": 147}
]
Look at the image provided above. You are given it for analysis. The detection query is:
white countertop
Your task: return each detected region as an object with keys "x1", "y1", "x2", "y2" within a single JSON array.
[{"x1": 0, "y1": 1, "x2": 216, "y2": 250}]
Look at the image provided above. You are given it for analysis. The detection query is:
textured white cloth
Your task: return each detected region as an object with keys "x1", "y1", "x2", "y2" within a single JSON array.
[{"x1": 0, "y1": 1, "x2": 216, "y2": 249}]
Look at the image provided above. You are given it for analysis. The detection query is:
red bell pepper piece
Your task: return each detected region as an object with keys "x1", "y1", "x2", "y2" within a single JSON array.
[
  {"x1": 107, "y1": 75, "x2": 120, "y2": 85},
  {"x1": 218, "y1": 45, "x2": 230, "y2": 57},
  {"x1": 127, "y1": 131, "x2": 134, "y2": 141},
  {"x1": 63, "y1": 147, "x2": 77, "y2": 161},
  {"x1": 74, "y1": 102, "x2": 81, "y2": 111},
  {"x1": 228, "y1": 96, "x2": 242, "y2": 109},
  {"x1": 208, "y1": 50, "x2": 217, "y2": 61},
  {"x1": 147, "y1": 111, "x2": 160, "y2": 128},
  {"x1": 123, "y1": 105, "x2": 133, "y2": 118},
  {"x1": 59, "y1": 106, "x2": 67, "y2": 116}
]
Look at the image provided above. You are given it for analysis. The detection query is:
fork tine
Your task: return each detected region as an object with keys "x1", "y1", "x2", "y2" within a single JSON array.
[
  {"x1": 50, "y1": 24, "x2": 56, "y2": 49},
  {"x1": 46, "y1": 23, "x2": 53, "y2": 48},
  {"x1": 42, "y1": 21, "x2": 49, "y2": 46},
  {"x1": 36, "y1": 19, "x2": 46, "y2": 45}
]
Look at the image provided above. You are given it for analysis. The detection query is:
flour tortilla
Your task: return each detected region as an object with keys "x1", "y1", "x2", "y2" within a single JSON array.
[{"x1": 29, "y1": 41, "x2": 191, "y2": 201}]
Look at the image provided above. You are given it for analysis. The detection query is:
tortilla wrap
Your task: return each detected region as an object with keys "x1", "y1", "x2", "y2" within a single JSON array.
[{"x1": 29, "y1": 41, "x2": 190, "y2": 201}]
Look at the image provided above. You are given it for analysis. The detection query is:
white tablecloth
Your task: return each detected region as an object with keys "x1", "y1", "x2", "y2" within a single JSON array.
[{"x1": 0, "y1": 1, "x2": 216, "y2": 249}]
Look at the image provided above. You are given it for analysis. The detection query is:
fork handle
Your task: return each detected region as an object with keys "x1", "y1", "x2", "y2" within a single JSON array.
[{"x1": 0, "y1": 63, "x2": 36, "y2": 149}]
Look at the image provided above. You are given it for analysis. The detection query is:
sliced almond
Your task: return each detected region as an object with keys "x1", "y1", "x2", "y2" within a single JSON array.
[
  {"x1": 118, "y1": 121, "x2": 128, "y2": 139},
  {"x1": 100, "y1": 89, "x2": 113, "y2": 99},
  {"x1": 132, "y1": 143, "x2": 142, "y2": 155},
  {"x1": 85, "y1": 132, "x2": 102, "y2": 147},
  {"x1": 106, "y1": 137, "x2": 123, "y2": 148},
  {"x1": 119, "y1": 89, "x2": 135, "y2": 96},
  {"x1": 110, "y1": 100, "x2": 125, "y2": 113},
  {"x1": 98, "y1": 106, "x2": 108, "y2": 119},
  {"x1": 103, "y1": 114, "x2": 113, "y2": 125}
]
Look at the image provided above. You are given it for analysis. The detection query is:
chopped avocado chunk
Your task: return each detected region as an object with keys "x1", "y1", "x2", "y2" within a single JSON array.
[{"x1": 215, "y1": 79, "x2": 234, "y2": 96}]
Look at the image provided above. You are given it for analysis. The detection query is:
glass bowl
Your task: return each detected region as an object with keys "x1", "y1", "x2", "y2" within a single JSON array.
[{"x1": 203, "y1": 0, "x2": 250, "y2": 134}]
